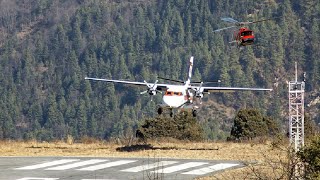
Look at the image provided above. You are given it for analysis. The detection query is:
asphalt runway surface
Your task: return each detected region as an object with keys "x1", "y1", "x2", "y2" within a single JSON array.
[{"x1": 0, "y1": 157, "x2": 244, "y2": 180}]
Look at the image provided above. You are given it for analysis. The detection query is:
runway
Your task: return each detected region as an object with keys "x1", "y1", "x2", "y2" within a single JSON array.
[{"x1": 0, "y1": 157, "x2": 244, "y2": 180}]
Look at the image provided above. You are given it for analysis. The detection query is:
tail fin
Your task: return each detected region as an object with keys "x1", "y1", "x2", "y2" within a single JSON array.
[{"x1": 186, "y1": 56, "x2": 194, "y2": 85}]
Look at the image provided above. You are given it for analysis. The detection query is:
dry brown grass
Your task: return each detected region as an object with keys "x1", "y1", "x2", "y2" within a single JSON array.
[
  {"x1": 0, "y1": 139, "x2": 289, "y2": 179},
  {"x1": 0, "y1": 140, "x2": 283, "y2": 160}
]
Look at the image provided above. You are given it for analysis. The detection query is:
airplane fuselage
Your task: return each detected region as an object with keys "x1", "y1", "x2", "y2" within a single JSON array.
[{"x1": 162, "y1": 86, "x2": 191, "y2": 108}]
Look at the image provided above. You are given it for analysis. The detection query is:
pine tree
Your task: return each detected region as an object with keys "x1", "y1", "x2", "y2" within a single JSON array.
[
  {"x1": 87, "y1": 113, "x2": 98, "y2": 137},
  {"x1": 44, "y1": 94, "x2": 64, "y2": 139},
  {"x1": 309, "y1": 19, "x2": 320, "y2": 90},
  {"x1": 71, "y1": 14, "x2": 83, "y2": 56},
  {"x1": 76, "y1": 100, "x2": 87, "y2": 138},
  {"x1": 0, "y1": 108, "x2": 15, "y2": 139}
]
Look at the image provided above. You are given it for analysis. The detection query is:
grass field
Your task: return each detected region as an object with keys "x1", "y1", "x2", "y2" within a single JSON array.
[{"x1": 0, "y1": 139, "x2": 289, "y2": 179}]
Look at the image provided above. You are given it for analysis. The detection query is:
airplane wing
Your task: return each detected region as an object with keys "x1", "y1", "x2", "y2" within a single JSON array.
[
  {"x1": 191, "y1": 86, "x2": 273, "y2": 93},
  {"x1": 85, "y1": 77, "x2": 171, "y2": 91}
]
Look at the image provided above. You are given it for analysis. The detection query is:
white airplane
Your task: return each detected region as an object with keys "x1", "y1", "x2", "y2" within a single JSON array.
[{"x1": 85, "y1": 56, "x2": 272, "y2": 117}]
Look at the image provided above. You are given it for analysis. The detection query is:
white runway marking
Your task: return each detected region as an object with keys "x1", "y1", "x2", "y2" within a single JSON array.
[
  {"x1": 16, "y1": 159, "x2": 79, "y2": 170},
  {"x1": 13, "y1": 158, "x2": 242, "y2": 177},
  {"x1": 77, "y1": 160, "x2": 137, "y2": 171},
  {"x1": 182, "y1": 163, "x2": 239, "y2": 175},
  {"x1": 82, "y1": 179, "x2": 117, "y2": 180},
  {"x1": 151, "y1": 162, "x2": 208, "y2": 174},
  {"x1": 121, "y1": 161, "x2": 178, "y2": 172},
  {"x1": 46, "y1": 159, "x2": 108, "y2": 170}
]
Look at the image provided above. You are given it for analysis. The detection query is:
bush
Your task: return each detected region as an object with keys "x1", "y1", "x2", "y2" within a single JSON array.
[
  {"x1": 136, "y1": 111, "x2": 204, "y2": 142},
  {"x1": 230, "y1": 108, "x2": 280, "y2": 141},
  {"x1": 298, "y1": 136, "x2": 320, "y2": 179}
]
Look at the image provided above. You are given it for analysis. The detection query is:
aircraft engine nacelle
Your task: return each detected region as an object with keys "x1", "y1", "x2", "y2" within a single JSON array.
[
  {"x1": 193, "y1": 85, "x2": 204, "y2": 99},
  {"x1": 195, "y1": 92, "x2": 203, "y2": 99},
  {"x1": 148, "y1": 90, "x2": 157, "y2": 96},
  {"x1": 140, "y1": 80, "x2": 160, "y2": 97}
]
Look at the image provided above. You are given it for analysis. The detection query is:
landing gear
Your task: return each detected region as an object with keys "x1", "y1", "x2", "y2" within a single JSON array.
[
  {"x1": 170, "y1": 109, "x2": 173, "y2": 117},
  {"x1": 157, "y1": 107, "x2": 163, "y2": 115},
  {"x1": 157, "y1": 106, "x2": 174, "y2": 117},
  {"x1": 192, "y1": 109, "x2": 197, "y2": 117}
]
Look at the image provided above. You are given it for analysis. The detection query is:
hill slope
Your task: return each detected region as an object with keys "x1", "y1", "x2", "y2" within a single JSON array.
[{"x1": 0, "y1": 0, "x2": 319, "y2": 141}]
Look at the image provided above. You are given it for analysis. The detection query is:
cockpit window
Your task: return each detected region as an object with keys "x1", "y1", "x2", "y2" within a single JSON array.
[
  {"x1": 241, "y1": 31, "x2": 252, "y2": 36},
  {"x1": 165, "y1": 91, "x2": 182, "y2": 96}
]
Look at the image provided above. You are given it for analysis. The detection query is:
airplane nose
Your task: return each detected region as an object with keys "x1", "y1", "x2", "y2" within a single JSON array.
[
  {"x1": 163, "y1": 95, "x2": 171, "y2": 106},
  {"x1": 163, "y1": 95, "x2": 183, "y2": 108}
]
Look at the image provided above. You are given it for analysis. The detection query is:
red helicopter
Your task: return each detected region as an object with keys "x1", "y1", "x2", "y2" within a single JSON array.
[{"x1": 214, "y1": 17, "x2": 271, "y2": 47}]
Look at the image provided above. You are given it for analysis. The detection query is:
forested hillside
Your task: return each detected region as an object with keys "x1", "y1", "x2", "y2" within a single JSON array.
[{"x1": 0, "y1": 0, "x2": 319, "y2": 141}]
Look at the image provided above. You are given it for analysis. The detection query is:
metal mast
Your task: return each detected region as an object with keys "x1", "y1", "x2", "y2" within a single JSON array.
[{"x1": 288, "y1": 62, "x2": 305, "y2": 152}]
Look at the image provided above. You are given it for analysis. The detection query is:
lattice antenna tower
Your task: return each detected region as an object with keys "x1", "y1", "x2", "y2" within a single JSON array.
[{"x1": 288, "y1": 62, "x2": 305, "y2": 152}]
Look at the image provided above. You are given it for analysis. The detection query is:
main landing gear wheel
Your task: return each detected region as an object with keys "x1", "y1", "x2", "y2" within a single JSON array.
[
  {"x1": 157, "y1": 107, "x2": 163, "y2": 115},
  {"x1": 192, "y1": 109, "x2": 197, "y2": 117}
]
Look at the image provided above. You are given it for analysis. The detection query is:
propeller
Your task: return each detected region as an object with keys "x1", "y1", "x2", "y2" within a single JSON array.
[
  {"x1": 192, "y1": 80, "x2": 221, "y2": 104},
  {"x1": 140, "y1": 80, "x2": 161, "y2": 101},
  {"x1": 192, "y1": 82, "x2": 204, "y2": 104}
]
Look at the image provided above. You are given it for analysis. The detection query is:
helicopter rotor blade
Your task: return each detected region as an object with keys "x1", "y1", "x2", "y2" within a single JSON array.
[
  {"x1": 250, "y1": 18, "x2": 273, "y2": 24},
  {"x1": 213, "y1": 25, "x2": 237, "y2": 32},
  {"x1": 221, "y1": 17, "x2": 239, "y2": 24},
  {"x1": 240, "y1": 18, "x2": 274, "y2": 25},
  {"x1": 220, "y1": 16, "x2": 276, "y2": 27}
]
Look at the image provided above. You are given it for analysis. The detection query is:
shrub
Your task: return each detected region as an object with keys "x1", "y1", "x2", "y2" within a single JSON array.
[
  {"x1": 230, "y1": 108, "x2": 280, "y2": 141},
  {"x1": 136, "y1": 111, "x2": 204, "y2": 142},
  {"x1": 298, "y1": 136, "x2": 320, "y2": 179}
]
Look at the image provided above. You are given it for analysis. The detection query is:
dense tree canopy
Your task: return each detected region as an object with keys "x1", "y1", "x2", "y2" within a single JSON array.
[{"x1": 0, "y1": 0, "x2": 319, "y2": 141}]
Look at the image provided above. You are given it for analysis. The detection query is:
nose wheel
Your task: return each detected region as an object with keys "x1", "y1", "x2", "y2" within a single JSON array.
[{"x1": 170, "y1": 110, "x2": 173, "y2": 117}]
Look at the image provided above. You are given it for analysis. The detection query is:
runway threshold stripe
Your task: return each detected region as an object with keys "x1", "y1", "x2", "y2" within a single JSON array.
[
  {"x1": 77, "y1": 160, "x2": 137, "y2": 171},
  {"x1": 120, "y1": 161, "x2": 178, "y2": 172},
  {"x1": 15, "y1": 159, "x2": 80, "y2": 170},
  {"x1": 182, "y1": 163, "x2": 239, "y2": 175},
  {"x1": 46, "y1": 159, "x2": 108, "y2": 170},
  {"x1": 151, "y1": 162, "x2": 208, "y2": 174},
  {"x1": 82, "y1": 179, "x2": 116, "y2": 180}
]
